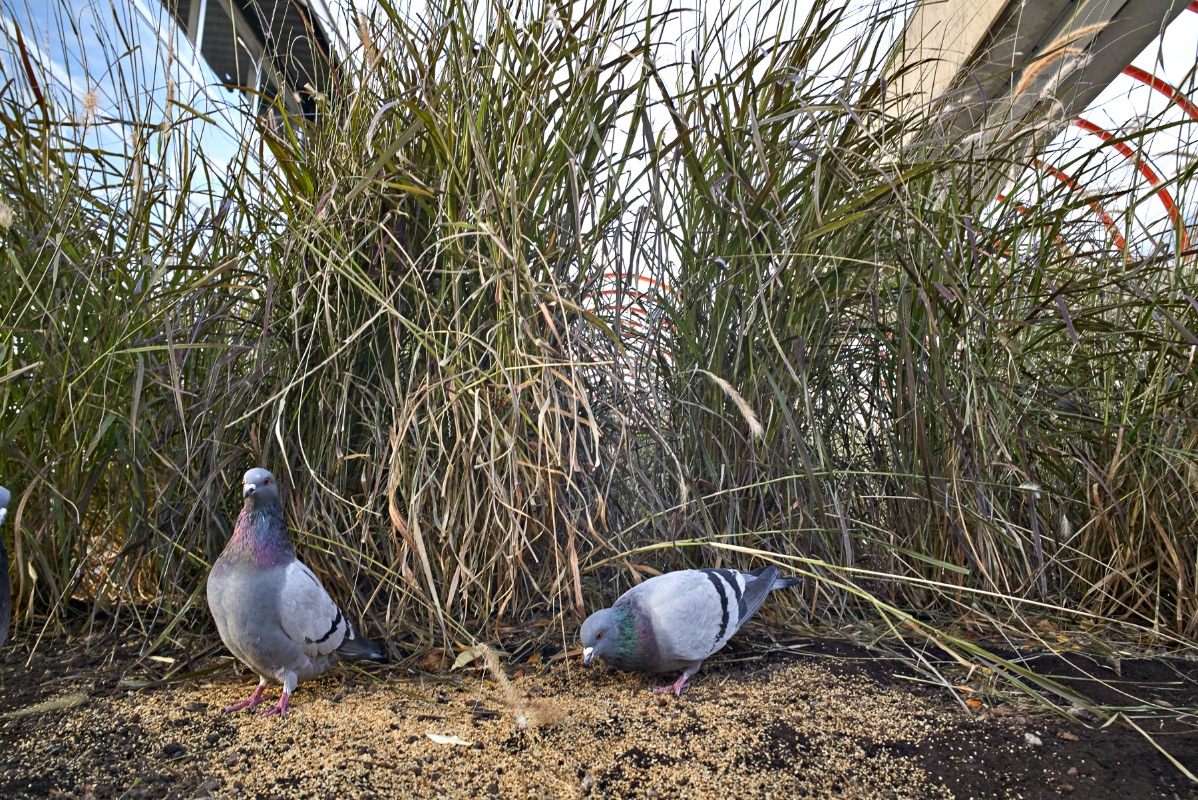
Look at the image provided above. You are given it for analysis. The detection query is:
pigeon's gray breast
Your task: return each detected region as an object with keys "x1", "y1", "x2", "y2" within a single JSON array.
[{"x1": 208, "y1": 552, "x2": 358, "y2": 685}]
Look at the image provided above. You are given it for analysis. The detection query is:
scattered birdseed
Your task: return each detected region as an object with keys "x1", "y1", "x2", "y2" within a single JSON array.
[{"x1": 3, "y1": 644, "x2": 1194, "y2": 799}]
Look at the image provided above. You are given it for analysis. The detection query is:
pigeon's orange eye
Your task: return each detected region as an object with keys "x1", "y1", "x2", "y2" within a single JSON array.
[
  {"x1": 596, "y1": 632, "x2": 603, "y2": 640},
  {"x1": 264, "y1": 478, "x2": 271, "y2": 484}
]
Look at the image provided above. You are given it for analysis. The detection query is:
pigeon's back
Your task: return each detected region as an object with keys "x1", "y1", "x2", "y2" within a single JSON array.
[{"x1": 623, "y1": 567, "x2": 784, "y2": 668}]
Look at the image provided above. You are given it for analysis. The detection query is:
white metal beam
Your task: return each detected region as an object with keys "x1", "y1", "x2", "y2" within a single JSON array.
[{"x1": 893, "y1": 0, "x2": 1190, "y2": 145}]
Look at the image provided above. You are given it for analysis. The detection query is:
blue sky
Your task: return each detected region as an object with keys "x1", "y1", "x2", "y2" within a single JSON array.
[{"x1": 0, "y1": 0, "x2": 252, "y2": 203}]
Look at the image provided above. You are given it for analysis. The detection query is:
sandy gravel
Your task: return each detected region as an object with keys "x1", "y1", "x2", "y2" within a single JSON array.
[
  {"x1": 5, "y1": 652, "x2": 956, "y2": 799},
  {"x1": 4, "y1": 638, "x2": 1196, "y2": 800}
]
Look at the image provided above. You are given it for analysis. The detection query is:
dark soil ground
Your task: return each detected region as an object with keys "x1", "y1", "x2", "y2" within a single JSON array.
[{"x1": 1, "y1": 631, "x2": 1196, "y2": 799}]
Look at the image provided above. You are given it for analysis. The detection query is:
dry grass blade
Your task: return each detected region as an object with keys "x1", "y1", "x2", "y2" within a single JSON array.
[
  {"x1": 695, "y1": 369, "x2": 765, "y2": 440},
  {"x1": 471, "y1": 643, "x2": 566, "y2": 731}
]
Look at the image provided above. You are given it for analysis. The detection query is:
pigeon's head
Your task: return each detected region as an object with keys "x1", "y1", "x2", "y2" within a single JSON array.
[
  {"x1": 580, "y1": 607, "x2": 627, "y2": 665},
  {"x1": 242, "y1": 468, "x2": 280, "y2": 507},
  {"x1": 0, "y1": 485, "x2": 9, "y2": 527}
]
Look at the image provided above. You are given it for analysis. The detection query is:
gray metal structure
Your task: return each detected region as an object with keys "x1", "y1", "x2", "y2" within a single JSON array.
[{"x1": 163, "y1": 0, "x2": 337, "y2": 120}]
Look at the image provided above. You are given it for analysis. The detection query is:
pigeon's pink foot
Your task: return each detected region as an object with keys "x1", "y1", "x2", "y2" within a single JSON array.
[
  {"x1": 223, "y1": 684, "x2": 266, "y2": 713},
  {"x1": 258, "y1": 691, "x2": 290, "y2": 718},
  {"x1": 652, "y1": 675, "x2": 691, "y2": 697}
]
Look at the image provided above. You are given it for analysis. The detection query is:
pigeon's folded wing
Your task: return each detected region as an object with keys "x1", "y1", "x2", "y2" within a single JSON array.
[
  {"x1": 277, "y1": 560, "x2": 352, "y2": 658},
  {"x1": 641, "y1": 568, "x2": 781, "y2": 662},
  {"x1": 632, "y1": 572, "x2": 723, "y2": 662}
]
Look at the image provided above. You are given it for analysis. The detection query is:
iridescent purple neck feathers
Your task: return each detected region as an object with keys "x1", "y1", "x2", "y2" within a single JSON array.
[
  {"x1": 225, "y1": 498, "x2": 293, "y2": 568},
  {"x1": 602, "y1": 604, "x2": 660, "y2": 671}
]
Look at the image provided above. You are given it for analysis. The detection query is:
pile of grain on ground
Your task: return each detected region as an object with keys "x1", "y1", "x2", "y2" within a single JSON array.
[{"x1": 3, "y1": 657, "x2": 957, "y2": 799}]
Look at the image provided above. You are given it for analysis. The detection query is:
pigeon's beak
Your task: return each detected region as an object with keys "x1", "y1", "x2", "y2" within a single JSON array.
[
  {"x1": 582, "y1": 646, "x2": 595, "y2": 665},
  {"x1": 0, "y1": 509, "x2": 6, "y2": 526},
  {"x1": 242, "y1": 483, "x2": 255, "y2": 498}
]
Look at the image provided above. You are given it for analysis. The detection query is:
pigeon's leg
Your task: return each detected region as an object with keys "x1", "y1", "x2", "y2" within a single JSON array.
[
  {"x1": 652, "y1": 666, "x2": 700, "y2": 697},
  {"x1": 259, "y1": 673, "x2": 296, "y2": 718},
  {"x1": 258, "y1": 691, "x2": 290, "y2": 718},
  {"x1": 223, "y1": 678, "x2": 268, "y2": 713}
]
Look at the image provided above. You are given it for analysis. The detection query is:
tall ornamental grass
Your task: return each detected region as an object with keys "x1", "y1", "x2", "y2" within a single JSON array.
[{"x1": 0, "y1": 0, "x2": 1195, "y2": 678}]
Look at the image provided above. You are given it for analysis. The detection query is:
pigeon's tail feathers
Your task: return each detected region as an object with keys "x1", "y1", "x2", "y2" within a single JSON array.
[
  {"x1": 748, "y1": 564, "x2": 803, "y2": 591},
  {"x1": 729, "y1": 567, "x2": 779, "y2": 631},
  {"x1": 338, "y1": 631, "x2": 389, "y2": 663}
]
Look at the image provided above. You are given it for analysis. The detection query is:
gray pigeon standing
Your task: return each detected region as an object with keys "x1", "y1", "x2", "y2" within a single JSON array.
[
  {"x1": 580, "y1": 565, "x2": 802, "y2": 696},
  {"x1": 207, "y1": 467, "x2": 386, "y2": 718},
  {"x1": 0, "y1": 485, "x2": 11, "y2": 648}
]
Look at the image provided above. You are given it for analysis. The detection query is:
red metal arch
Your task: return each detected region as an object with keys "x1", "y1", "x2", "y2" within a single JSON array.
[
  {"x1": 1117, "y1": 65, "x2": 1198, "y2": 250},
  {"x1": 1031, "y1": 160, "x2": 1128, "y2": 251},
  {"x1": 1071, "y1": 117, "x2": 1189, "y2": 250},
  {"x1": 994, "y1": 31, "x2": 1198, "y2": 256},
  {"x1": 1122, "y1": 65, "x2": 1198, "y2": 120}
]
